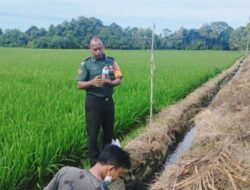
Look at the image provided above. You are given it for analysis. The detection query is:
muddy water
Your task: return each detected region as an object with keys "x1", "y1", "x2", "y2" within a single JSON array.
[{"x1": 165, "y1": 127, "x2": 195, "y2": 166}]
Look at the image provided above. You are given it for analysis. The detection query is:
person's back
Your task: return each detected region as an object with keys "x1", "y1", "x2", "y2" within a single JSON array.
[{"x1": 44, "y1": 167, "x2": 107, "y2": 190}]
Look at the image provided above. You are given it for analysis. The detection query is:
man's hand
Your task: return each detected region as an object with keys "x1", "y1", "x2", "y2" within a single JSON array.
[
  {"x1": 92, "y1": 77, "x2": 113, "y2": 87},
  {"x1": 102, "y1": 78, "x2": 112, "y2": 86},
  {"x1": 77, "y1": 76, "x2": 121, "y2": 89},
  {"x1": 91, "y1": 75, "x2": 103, "y2": 87}
]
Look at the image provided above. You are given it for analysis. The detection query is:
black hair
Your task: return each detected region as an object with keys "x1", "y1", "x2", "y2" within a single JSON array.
[
  {"x1": 97, "y1": 144, "x2": 131, "y2": 169},
  {"x1": 89, "y1": 36, "x2": 103, "y2": 45}
]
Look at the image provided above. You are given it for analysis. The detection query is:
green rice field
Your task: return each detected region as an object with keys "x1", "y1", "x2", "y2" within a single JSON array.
[{"x1": 0, "y1": 48, "x2": 242, "y2": 189}]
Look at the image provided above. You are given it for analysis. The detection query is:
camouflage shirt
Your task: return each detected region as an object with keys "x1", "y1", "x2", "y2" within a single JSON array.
[{"x1": 44, "y1": 166, "x2": 108, "y2": 190}]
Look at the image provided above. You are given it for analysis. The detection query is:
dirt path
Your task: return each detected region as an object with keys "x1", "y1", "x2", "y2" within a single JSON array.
[{"x1": 150, "y1": 56, "x2": 250, "y2": 190}]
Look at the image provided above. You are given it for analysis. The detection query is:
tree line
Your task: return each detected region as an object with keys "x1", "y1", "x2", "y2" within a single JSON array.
[{"x1": 0, "y1": 16, "x2": 249, "y2": 50}]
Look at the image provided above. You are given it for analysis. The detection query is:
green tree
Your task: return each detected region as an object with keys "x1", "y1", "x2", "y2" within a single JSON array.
[
  {"x1": 0, "y1": 17, "x2": 247, "y2": 50},
  {"x1": 26, "y1": 26, "x2": 47, "y2": 40},
  {"x1": 0, "y1": 29, "x2": 28, "y2": 47},
  {"x1": 229, "y1": 27, "x2": 246, "y2": 50},
  {"x1": 162, "y1": 28, "x2": 171, "y2": 38},
  {"x1": 210, "y1": 22, "x2": 233, "y2": 49},
  {"x1": 99, "y1": 23, "x2": 126, "y2": 49}
]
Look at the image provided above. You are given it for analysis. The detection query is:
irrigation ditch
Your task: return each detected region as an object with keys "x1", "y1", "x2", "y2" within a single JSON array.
[
  {"x1": 150, "y1": 56, "x2": 250, "y2": 190},
  {"x1": 109, "y1": 56, "x2": 246, "y2": 190}
]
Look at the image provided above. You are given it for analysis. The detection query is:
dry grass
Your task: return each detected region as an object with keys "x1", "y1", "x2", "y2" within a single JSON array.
[{"x1": 150, "y1": 56, "x2": 250, "y2": 190}]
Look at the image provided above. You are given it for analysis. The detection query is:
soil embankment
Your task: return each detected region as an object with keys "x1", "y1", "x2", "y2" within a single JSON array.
[
  {"x1": 150, "y1": 56, "x2": 250, "y2": 190},
  {"x1": 110, "y1": 57, "x2": 245, "y2": 190}
]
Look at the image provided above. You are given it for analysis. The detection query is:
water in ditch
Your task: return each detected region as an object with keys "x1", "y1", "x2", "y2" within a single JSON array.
[{"x1": 165, "y1": 127, "x2": 195, "y2": 166}]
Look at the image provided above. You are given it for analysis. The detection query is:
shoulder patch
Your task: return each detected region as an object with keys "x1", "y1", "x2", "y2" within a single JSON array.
[{"x1": 113, "y1": 61, "x2": 122, "y2": 78}]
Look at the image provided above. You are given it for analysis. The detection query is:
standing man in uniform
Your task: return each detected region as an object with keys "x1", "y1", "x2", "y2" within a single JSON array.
[{"x1": 77, "y1": 36, "x2": 122, "y2": 166}]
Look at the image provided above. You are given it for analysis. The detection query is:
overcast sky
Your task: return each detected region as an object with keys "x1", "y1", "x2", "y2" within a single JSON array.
[{"x1": 0, "y1": 0, "x2": 250, "y2": 34}]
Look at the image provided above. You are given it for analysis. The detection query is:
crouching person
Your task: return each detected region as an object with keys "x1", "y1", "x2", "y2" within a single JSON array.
[{"x1": 44, "y1": 144, "x2": 131, "y2": 190}]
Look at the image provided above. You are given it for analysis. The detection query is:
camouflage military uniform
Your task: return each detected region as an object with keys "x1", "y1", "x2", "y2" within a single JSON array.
[{"x1": 77, "y1": 55, "x2": 122, "y2": 166}]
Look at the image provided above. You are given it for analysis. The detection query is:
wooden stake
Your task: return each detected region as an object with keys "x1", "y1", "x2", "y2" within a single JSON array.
[{"x1": 149, "y1": 23, "x2": 155, "y2": 143}]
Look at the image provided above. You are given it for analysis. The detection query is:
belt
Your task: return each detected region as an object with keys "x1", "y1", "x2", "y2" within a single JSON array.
[{"x1": 87, "y1": 94, "x2": 111, "y2": 102}]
